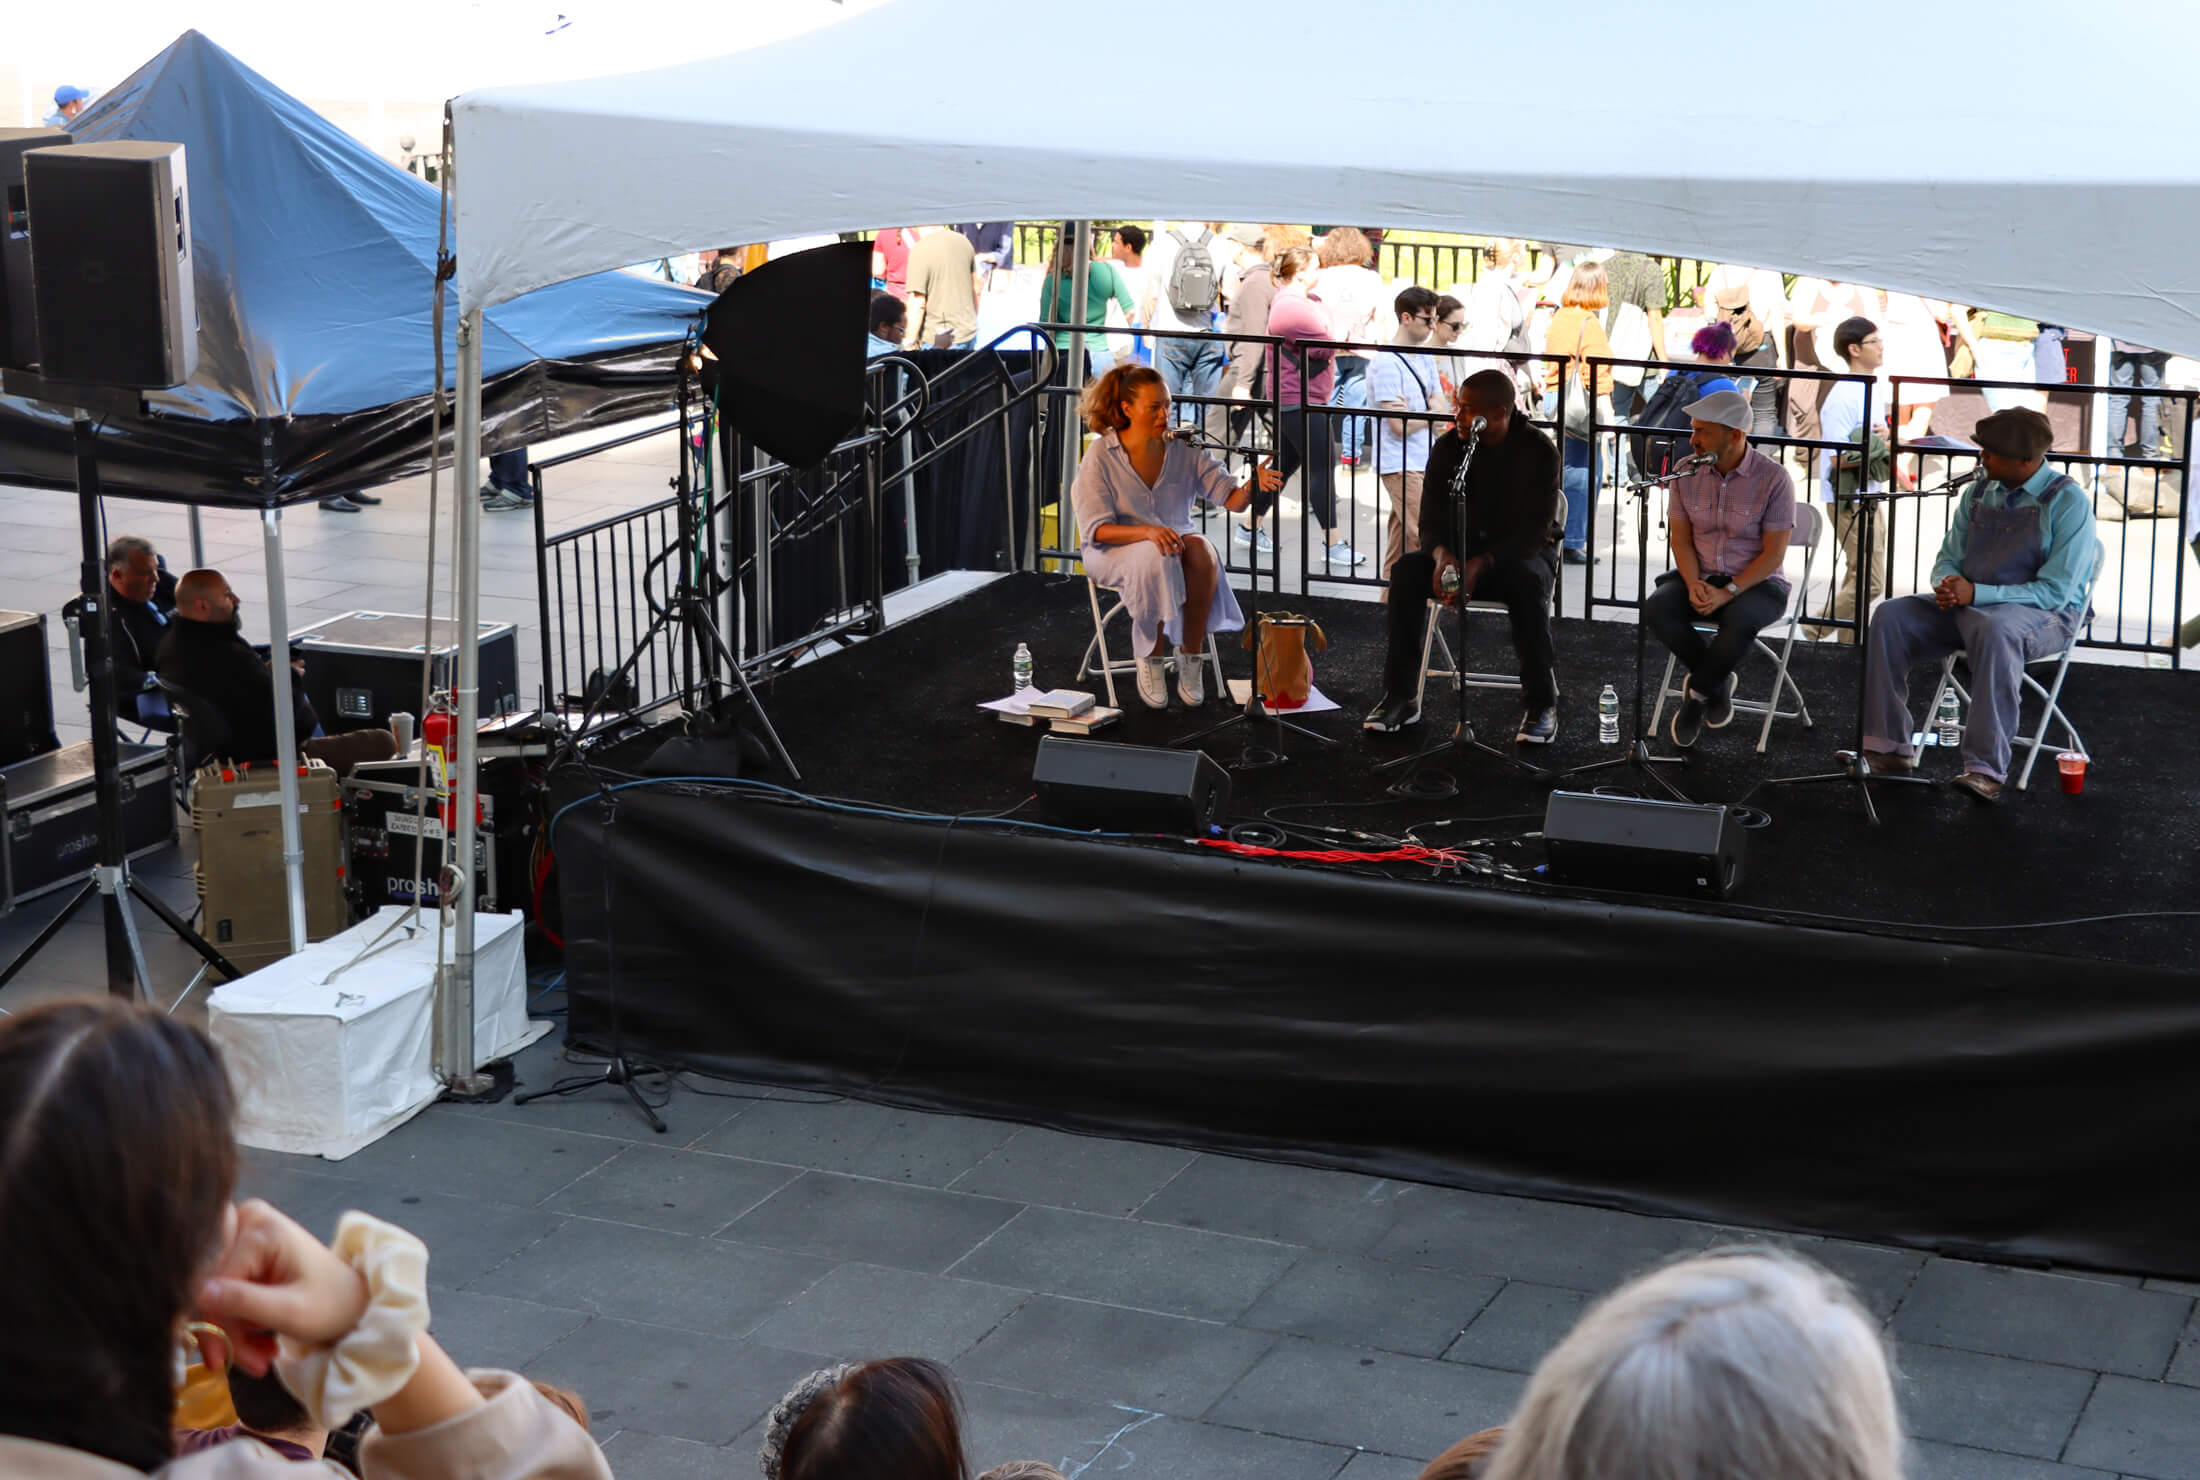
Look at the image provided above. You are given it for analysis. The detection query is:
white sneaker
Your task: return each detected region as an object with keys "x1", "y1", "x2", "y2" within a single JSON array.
[
  {"x1": 1176, "y1": 656, "x2": 1205, "y2": 707},
  {"x1": 1135, "y1": 654, "x2": 1171, "y2": 709},
  {"x1": 1326, "y1": 541, "x2": 1368, "y2": 568}
]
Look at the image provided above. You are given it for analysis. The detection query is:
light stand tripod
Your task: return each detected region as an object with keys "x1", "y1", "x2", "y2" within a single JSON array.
[
  {"x1": 1170, "y1": 426, "x2": 1334, "y2": 769},
  {"x1": 0, "y1": 408, "x2": 240, "y2": 1001},
  {"x1": 1545, "y1": 458, "x2": 1706, "y2": 802},
  {"x1": 1371, "y1": 417, "x2": 1555, "y2": 794},
  {"x1": 566, "y1": 342, "x2": 800, "y2": 779},
  {"x1": 514, "y1": 792, "x2": 667, "y2": 1132}
]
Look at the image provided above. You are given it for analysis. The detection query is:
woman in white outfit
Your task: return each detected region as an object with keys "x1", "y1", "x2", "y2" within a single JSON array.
[{"x1": 1073, "y1": 365, "x2": 1282, "y2": 709}]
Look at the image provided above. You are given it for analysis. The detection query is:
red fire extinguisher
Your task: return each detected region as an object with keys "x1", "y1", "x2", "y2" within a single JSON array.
[{"x1": 422, "y1": 701, "x2": 457, "y2": 828}]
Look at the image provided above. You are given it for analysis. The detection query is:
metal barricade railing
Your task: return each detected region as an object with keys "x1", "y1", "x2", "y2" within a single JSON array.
[
  {"x1": 1024, "y1": 332, "x2": 2196, "y2": 669},
  {"x1": 1889, "y1": 374, "x2": 2194, "y2": 665},
  {"x1": 534, "y1": 334, "x2": 1059, "y2": 728}
]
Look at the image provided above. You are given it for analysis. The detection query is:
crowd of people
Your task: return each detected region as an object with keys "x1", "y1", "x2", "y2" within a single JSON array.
[{"x1": 2, "y1": 995, "x2": 1916, "y2": 1480}]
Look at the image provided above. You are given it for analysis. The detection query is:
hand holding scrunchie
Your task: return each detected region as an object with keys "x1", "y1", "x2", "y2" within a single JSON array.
[{"x1": 196, "y1": 1203, "x2": 430, "y2": 1429}]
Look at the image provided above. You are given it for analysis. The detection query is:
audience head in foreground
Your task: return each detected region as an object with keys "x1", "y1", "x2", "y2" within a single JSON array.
[
  {"x1": 763, "y1": 1358, "x2": 970, "y2": 1480},
  {"x1": 1478, "y1": 1248, "x2": 1901, "y2": 1480},
  {"x1": 0, "y1": 999, "x2": 239, "y2": 1469},
  {"x1": 0, "y1": 998, "x2": 602, "y2": 1477}
]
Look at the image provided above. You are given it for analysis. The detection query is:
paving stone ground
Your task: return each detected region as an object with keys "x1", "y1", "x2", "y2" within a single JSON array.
[{"x1": 202, "y1": 1029, "x2": 2200, "y2": 1480}]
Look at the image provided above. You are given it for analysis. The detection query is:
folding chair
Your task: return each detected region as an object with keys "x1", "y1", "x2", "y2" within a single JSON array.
[
  {"x1": 1080, "y1": 574, "x2": 1227, "y2": 710},
  {"x1": 1415, "y1": 493, "x2": 1569, "y2": 708},
  {"x1": 1649, "y1": 500, "x2": 1822, "y2": 753},
  {"x1": 1921, "y1": 574, "x2": 2093, "y2": 791}
]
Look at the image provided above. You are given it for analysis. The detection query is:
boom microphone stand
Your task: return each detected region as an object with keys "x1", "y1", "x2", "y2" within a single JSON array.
[
  {"x1": 1373, "y1": 416, "x2": 1553, "y2": 790},
  {"x1": 1170, "y1": 423, "x2": 1334, "y2": 767},
  {"x1": 1747, "y1": 468, "x2": 1972, "y2": 823},
  {"x1": 1539, "y1": 456, "x2": 1706, "y2": 802}
]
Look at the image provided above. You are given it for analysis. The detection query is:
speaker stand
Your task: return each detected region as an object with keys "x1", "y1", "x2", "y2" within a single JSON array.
[{"x1": 0, "y1": 409, "x2": 240, "y2": 1001}]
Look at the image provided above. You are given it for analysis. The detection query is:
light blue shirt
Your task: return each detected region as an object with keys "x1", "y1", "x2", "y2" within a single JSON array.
[
  {"x1": 1071, "y1": 429, "x2": 1239, "y2": 547},
  {"x1": 865, "y1": 333, "x2": 902, "y2": 358},
  {"x1": 1931, "y1": 462, "x2": 2100, "y2": 611}
]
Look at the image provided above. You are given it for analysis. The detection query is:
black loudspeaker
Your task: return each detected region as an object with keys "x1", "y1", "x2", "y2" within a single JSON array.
[
  {"x1": 0, "y1": 610, "x2": 60, "y2": 767},
  {"x1": 0, "y1": 128, "x2": 69, "y2": 372},
  {"x1": 699, "y1": 239, "x2": 870, "y2": 469},
  {"x1": 1542, "y1": 790, "x2": 1746, "y2": 900},
  {"x1": 24, "y1": 141, "x2": 197, "y2": 388},
  {"x1": 1033, "y1": 736, "x2": 1231, "y2": 834}
]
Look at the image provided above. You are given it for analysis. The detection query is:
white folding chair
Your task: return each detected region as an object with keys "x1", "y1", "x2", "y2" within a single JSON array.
[
  {"x1": 1081, "y1": 574, "x2": 1226, "y2": 709},
  {"x1": 1415, "y1": 493, "x2": 1568, "y2": 707},
  {"x1": 1921, "y1": 580, "x2": 2092, "y2": 791},
  {"x1": 1648, "y1": 500, "x2": 1822, "y2": 753}
]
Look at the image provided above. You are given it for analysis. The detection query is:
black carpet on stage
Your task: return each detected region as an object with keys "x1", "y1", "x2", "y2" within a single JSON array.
[
  {"x1": 551, "y1": 571, "x2": 2200, "y2": 1277},
  {"x1": 726, "y1": 569, "x2": 2198, "y2": 972}
]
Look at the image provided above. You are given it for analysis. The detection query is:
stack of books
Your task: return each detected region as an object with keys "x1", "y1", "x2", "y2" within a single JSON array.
[{"x1": 1005, "y1": 688, "x2": 1121, "y2": 734}]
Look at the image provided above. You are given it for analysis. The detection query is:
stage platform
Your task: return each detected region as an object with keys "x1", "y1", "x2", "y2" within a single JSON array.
[{"x1": 551, "y1": 571, "x2": 2200, "y2": 1278}]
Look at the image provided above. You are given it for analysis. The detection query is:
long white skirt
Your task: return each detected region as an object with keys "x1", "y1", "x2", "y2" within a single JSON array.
[{"x1": 1082, "y1": 532, "x2": 1243, "y2": 658}]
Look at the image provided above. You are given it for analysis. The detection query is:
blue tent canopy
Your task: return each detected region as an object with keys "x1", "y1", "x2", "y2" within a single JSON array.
[{"x1": 0, "y1": 31, "x2": 708, "y2": 506}]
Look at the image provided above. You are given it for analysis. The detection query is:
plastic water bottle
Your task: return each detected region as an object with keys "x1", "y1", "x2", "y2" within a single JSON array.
[
  {"x1": 1012, "y1": 642, "x2": 1034, "y2": 692},
  {"x1": 1598, "y1": 684, "x2": 1620, "y2": 744},
  {"x1": 1936, "y1": 687, "x2": 1962, "y2": 749}
]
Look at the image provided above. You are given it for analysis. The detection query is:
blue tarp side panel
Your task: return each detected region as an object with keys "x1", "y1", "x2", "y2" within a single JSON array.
[{"x1": 0, "y1": 30, "x2": 706, "y2": 508}]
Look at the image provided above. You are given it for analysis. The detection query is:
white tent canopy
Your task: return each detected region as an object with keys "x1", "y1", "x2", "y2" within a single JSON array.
[
  {"x1": 454, "y1": 0, "x2": 2200, "y2": 355},
  {"x1": 435, "y1": 0, "x2": 2200, "y2": 1076}
]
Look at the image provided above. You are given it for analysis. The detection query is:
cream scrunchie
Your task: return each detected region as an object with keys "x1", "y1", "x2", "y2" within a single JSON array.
[{"x1": 274, "y1": 1211, "x2": 430, "y2": 1429}]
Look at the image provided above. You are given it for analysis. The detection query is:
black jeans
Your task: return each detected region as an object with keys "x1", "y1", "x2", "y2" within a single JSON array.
[
  {"x1": 1642, "y1": 572, "x2": 1788, "y2": 695},
  {"x1": 1385, "y1": 547, "x2": 1559, "y2": 709},
  {"x1": 1275, "y1": 409, "x2": 1338, "y2": 531}
]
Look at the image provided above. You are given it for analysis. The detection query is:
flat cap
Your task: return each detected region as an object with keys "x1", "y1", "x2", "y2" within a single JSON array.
[{"x1": 1972, "y1": 407, "x2": 2053, "y2": 460}]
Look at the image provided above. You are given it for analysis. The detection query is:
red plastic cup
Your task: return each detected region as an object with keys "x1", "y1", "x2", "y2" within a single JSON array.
[{"x1": 2057, "y1": 751, "x2": 2086, "y2": 794}]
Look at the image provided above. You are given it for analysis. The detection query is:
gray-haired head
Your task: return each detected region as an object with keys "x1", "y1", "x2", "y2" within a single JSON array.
[
  {"x1": 1479, "y1": 1247, "x2": 1901, "y2": 1480},
  {"x1": 105, "y1": 534, "x2": 155, "y2": 570}
]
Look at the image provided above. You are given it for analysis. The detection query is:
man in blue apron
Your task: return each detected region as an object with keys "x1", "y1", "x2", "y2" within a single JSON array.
[{"x1": 1860, "y1": 408, "x2": 2099, "y2": 803}]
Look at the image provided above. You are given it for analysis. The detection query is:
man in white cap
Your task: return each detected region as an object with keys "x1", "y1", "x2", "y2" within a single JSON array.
[{"x1": 1642, "y1": 387, "x2": 1795, "y2": 748}]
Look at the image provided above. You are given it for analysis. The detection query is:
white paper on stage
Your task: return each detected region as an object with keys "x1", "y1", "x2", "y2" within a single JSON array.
[
  {"x1": 210, "y1": 908, "x2": 548, "y2": 1160},
  {"x1": 1229, "y1": 680, "x2": 1340, "y2": 715}
]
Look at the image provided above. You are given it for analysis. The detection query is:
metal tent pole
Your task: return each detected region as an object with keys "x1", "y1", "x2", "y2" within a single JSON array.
[
  {"x1": 260, "y1": 507, "x2": 308, "y2": 953},
  {"x1": 442, "y1": 304, "x2": 485, "y2": 1085},
  {"x1": 1061, "y1": 221, "x2": 1090, "y2": 505}
]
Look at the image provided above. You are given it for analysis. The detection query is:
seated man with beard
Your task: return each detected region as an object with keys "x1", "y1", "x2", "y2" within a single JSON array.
[{"x1": 155, "y1": 568, "x2": 397, "y2": 776}]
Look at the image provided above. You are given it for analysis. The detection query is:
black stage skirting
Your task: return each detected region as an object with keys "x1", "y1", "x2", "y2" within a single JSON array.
[{"x1": 553, "y1": 571, "x2": 2200, "y2": 1277}]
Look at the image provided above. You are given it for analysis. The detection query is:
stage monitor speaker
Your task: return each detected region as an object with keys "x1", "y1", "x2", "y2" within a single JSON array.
[
  {"x1": 1542, "y1": 790, "x2": 1745, "y2": 900},
  {"x1": 23, "y1": 140, "x2": 196, "y2": 389},
  {"x1": 698, "y1": 238, "x2": 869, "y2": 469},
  {"x1": 1033, "y1": 736, "x2": 1230, "y2": 835},
  {"x1": 0, "y1": 128, "x2": 70, "y2": 372}
]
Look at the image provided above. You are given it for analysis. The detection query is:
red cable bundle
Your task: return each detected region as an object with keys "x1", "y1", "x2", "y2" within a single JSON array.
[{"x1": 1194, "y1": 838, "x2": 1466, "y2": 868}]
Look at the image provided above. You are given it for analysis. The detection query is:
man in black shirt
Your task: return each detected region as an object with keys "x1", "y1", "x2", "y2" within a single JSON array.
[
  {"x1": 1364, "y1": 369, "x2": 1563, "y2": 743},
  {"x1": 156, "y1": 569, "x2": 396, "y2": 776},
  {"x1": 68, "y1": 534, "x2": 178, "y2": 727}
]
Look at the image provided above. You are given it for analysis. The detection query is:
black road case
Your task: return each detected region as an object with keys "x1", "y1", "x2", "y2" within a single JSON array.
[
  {"x1": 289, "y1": 611, "x2": 521, "y2": 733},
  {"x1": 1, "y1": 740, "x2": 176, "y2": 911}
]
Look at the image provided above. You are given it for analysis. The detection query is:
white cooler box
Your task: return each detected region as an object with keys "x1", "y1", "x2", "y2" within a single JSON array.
[{"x1": 209, "y1": 907, "x2": 551, "y2": 1159}]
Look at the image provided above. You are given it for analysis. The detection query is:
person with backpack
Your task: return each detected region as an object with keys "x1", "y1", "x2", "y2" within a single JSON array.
[{"x1": 1148, "y1": 222, "x2": 1230, "y2": 422}]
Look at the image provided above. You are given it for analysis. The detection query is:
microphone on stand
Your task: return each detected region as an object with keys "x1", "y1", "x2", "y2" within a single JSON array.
[
  {"x1": 1623, "y1": 452, "x2": 1714, "y2": 490},
  {"x1": 1915, "y1": 465, "x2": 1985, "y2": 497}
]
